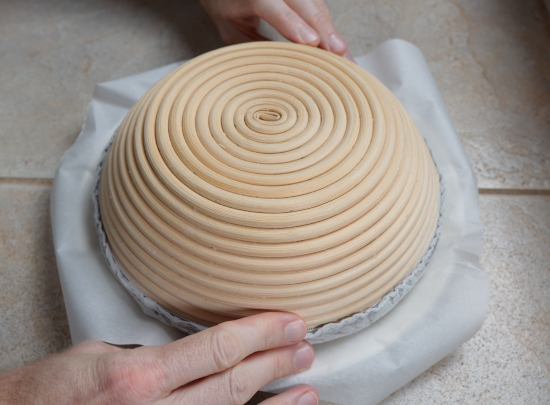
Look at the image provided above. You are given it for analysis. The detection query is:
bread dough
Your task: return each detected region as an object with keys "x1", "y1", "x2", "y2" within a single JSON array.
[{"x1": 98, "y1": 42, "x2": 440, "y2": 329}]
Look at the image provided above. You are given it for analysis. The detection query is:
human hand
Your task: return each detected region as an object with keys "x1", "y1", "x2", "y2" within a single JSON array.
[
  {"x1": 199, "y1": 0, "x2": 355, "y2": 62},
  {"x1": 0, "y1": 313, "x2": 318, "y2": 405}
]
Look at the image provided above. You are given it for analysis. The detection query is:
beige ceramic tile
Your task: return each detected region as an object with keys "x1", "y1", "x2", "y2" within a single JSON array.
[
  {"x1": 328, "y1": 0, "x2": 550, "y2": 190},
  {"x1": 0, "y1": 0, "x2": 223, "y2": 179},
  {"x1": 379, "y1": 194, "x2": 550, "y2": 404},
  {"x1": 0, "y1": 183, "x2": 71, "y2": 373}
]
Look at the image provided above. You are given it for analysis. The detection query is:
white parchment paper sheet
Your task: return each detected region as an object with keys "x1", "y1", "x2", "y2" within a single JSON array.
[{"x1": 51, "y1": 39, "x2": 489, "y2": 405}]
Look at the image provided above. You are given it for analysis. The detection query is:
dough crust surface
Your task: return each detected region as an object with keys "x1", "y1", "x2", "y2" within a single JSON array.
[{"x1": 99, "y1": 42, "x2": 440, "y2": 329}]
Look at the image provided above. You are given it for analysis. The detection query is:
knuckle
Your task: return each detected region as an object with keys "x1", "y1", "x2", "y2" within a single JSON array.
[
  {"x1": 248, "y1": 314, "x2": 274, "y2": 349},
  {"x1": 279, "y1": 9, "x2": 298, "y2": 26},
  {"x1": 311, "y1": 11, "x2": 329, "y2": 26},
  {"x1": 270, "y1": 352, "x2": 287, "y2": 380},
  {"x1": 103, "y1": 360, "x2": 129, "y2": 393},
  {"x1": 210, "y1": 329, "x2": 242, "y2": 370},
  {"x1": 263, "y1": 331, "x2": 278, "y2": 349},
  {"x1": 314, "y1": 0, "x2": 330, "y2": 15},
  {"x1": 98, "y1": 356, "x2": 129, "y2": 399},
  {"x1": 98, "y1": 354, "x2": 160, "y2": 401},
  {"x1": 226, "y1": 367, "x2": 254, "y2": 405}
]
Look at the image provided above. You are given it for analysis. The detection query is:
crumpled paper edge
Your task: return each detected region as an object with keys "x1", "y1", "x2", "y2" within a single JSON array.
[{"x1": 92, "y1": 135, "x2": 445, "y2": 344}]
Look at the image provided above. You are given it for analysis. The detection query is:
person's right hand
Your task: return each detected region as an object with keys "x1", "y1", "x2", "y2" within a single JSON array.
[
  {"x1": 0, "y1": 312, "x2": 318, "y2": 405},
  {"x1": 199, "y1": 0, "x2": 355, "y2": 62}
]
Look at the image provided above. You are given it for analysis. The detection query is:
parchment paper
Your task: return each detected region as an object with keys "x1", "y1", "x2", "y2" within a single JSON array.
[{"x1": 50, "y1": 39, "x2": 489, "y2": 405}]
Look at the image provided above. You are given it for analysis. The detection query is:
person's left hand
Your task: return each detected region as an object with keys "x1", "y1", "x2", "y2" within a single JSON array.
[{"x1": 199, "y1": 0, "x2": 355, "y2": 62}]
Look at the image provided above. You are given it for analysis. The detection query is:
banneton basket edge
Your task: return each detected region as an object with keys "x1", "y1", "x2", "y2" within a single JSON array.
[{"x1": 92, "y1": 135, "x2": 445, "y2": 345}]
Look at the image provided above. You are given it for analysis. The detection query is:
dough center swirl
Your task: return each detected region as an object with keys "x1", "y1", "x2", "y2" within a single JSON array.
[{"x1": 99, "y1": 42, "x2": 441, "y2": 328}]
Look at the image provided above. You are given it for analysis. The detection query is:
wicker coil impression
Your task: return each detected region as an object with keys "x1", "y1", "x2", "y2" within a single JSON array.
[{"x1": 98, "y1": 42, "x2": 441, "y2": 329}]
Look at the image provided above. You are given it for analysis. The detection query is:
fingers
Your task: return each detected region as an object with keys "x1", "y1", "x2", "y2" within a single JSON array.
[
  {"x1": 142, "y1": 312, "x2": 308, "y2": 393},
  {"x1": 284, "y1": 0, "x2": 347, "y2": 56},
  {"x1": 214, "y1": 18, "x2": 267, "y2": 45},
  {"x1": 253, "y1": 0, "x2": 321, "y2": 46},
  {"x1": 169, "y1": 342, "x2": 316, "y2": 405},
  {"x1": 253, "y1": 0, "x2": 355, "y2": 62},
  {"x1": 200, "y1": 0, "x2": 354, "y2": 61},
  {"x1": 259, "y1": 386, "x2": 319, "y2": 405}
]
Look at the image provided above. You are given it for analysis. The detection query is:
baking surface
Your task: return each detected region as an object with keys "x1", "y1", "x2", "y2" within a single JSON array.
[{"x1": 1, "y1": 0, "x2": 549, "y2": 403}]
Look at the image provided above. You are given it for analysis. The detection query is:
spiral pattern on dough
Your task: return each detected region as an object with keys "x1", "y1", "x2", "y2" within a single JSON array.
[{"x1": 99, "y1": 42, "x2": 440, "y2": 328}]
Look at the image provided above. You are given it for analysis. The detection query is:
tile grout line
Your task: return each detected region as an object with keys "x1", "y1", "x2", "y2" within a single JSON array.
[
  {"x1": 478, "y1": 188, "x2": 550, "y2": 196},
  {"x1": 0, "y1": 177, "x2": 53, "y2": 186}
]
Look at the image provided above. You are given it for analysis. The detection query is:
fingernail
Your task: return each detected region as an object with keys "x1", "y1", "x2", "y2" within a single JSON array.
[
  {"x1": 294, "y1": 344, "x2": 314, "y2": 370},
  {"x1": 285, "y1": 320, "x2": 307, "y2": 342},
  {"x1": 299, "y1": 27, "x2": 319, "y2": 44},
  {"x1": 298, "y1": 391, "x2": 319, "y2": 405},
  {"x1": 343, "y1": 51, "x2": 357, "y2": 64},
  {"x1": 329, "y1": 34, "x2": 347, "y2": 54}
]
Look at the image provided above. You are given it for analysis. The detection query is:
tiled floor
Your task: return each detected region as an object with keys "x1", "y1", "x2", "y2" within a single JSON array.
[
  {"x1": 0, "y1": 183, "x2": 71, "y2": 372},
  {"x1": 1, "y1": 0, "x2": 549, "y2": 404}
]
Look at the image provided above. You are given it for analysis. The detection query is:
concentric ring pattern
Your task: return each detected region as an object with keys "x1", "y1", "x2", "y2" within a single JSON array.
[{"x1": 99, "y1": 42, "x2": 440, "y2": 329}]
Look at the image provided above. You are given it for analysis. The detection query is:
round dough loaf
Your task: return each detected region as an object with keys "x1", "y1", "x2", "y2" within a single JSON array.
[{"x1": 99, "y1": 42, "x2": 440, "y2": 329}]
